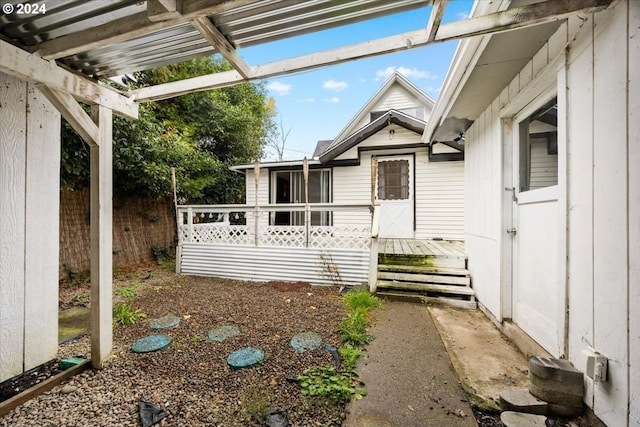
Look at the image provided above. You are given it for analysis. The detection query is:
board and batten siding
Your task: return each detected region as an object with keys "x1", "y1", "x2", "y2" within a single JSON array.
[
  {"x1": 464, "y1": 2, "x2": 638, "y2": 425},
  {"x1": 0, "y1": 73, "x2": 60, "y2": 382}
]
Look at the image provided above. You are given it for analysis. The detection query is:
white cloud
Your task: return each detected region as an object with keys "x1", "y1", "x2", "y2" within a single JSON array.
[
  {"x1": 324, "y1": 97, "x2": 340, "y2": 103},
  {"x1": 296, "y1": 97, "x2": 316, "y2": 103},
  {"x1": 323, "y1": 80, "x2": 348, "y2": 91},
  {"x1": 457, "y1": 11, "x2": 469, "y2": 20},
  {"x1": 375, "y1": 66, "x2": 436, "y2": 81},
  {"x1": 266, "y1": 81, "x2": 292, "y2": 95}
]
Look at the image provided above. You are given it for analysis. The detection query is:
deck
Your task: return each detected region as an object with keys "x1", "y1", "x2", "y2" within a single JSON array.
[{"x1": 377, "y1": 239, "x2": 465, "y2": 258}]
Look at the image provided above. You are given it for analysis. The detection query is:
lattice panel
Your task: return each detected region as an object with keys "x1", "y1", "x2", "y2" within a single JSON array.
[
  {"x1": 259, "y1": 226, "x2": 306, "y2": 247},
  {"x1": 187, "y1": 224, "x2": 252, "y2": 245},
  {"x1": 309, "y1": 226, "x2": 371, "y2": 249}
]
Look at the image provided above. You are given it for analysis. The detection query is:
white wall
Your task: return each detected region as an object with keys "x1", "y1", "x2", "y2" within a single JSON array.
[
  {"x1": 0, "y1": 73, "x2": 60, "y2": 382},
  {"x1": 464, "y1": 2, "x2": 638, "y2": 425}
]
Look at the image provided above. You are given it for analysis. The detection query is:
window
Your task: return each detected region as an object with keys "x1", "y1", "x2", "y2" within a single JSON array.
[
  {"x1": 519, "y1": 98, "x2": 558, "y2": 192},
  {"x1": 378, "y1": 160, "x2": 409, "y2": 200},
  {"x1": 272, "y1": 169, "x2": 331, "y2": 225}
]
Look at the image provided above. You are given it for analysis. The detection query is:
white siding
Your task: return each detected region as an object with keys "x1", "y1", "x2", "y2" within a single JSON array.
[
  {"x1": 415, "y1": 153, "x2": 464, "y2": 240},
  {"x1": 331, "y1": 127, "x2": 464, "y2": 240},
  {"x1": 352, "y1": 84, "x2": 431, "y2": 130},
  {"x1": 529, "y1": 139, "x2": 558, "y2": 189},
  {"x1": 244, "y1": 170, "x2": 269, "y2": 229},
  {"x1": 464, "y1": 2, "x2": 638, "y2": 424},
  {"x1": 0, "y1": 73, "x2": 60, "y2": 382}
]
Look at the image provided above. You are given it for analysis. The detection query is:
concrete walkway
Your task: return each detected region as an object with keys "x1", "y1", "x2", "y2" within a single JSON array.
[{"x1": 343, "y1": 301, "x2": 477, "y2": 427}]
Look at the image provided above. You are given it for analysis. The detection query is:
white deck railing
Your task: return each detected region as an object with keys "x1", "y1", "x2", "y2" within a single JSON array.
[{"x1": 177, "y1": 203, "x2": 373, "y2": 249}]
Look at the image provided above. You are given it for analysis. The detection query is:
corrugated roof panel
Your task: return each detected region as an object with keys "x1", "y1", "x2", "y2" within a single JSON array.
[{"x1": 0, "y1": 0, "x2": 432, "y2": 78}]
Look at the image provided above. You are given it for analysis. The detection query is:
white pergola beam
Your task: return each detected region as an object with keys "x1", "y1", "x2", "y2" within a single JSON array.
[
  {"x1": 132, "y1": 0, "x2": 610, "y2": 103},
  {"x1": 191, "y1": 16, "x2": 252, "y2": 79},
  {"x1": 38, "y1": 86, "x2": 100, "y2": 146},
  {"x1": 426, "y1": 0, "x2": 447, "y2": 42},
  {"x1": 434, "y1": 0, "x2": 611, "y2": 42},
  {"x1": 35, "y1": 0, "x2": 256, "y2": 60},
  {"x1": 0, "y1": 39, "x2": 137, "y2": 120},
  {"x1": 147, "y1": 0, "x2": 182, "y2": 22}
]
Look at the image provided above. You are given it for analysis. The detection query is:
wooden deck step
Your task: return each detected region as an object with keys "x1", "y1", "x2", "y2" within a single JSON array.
[
  {"x1": 376, "y1": 280, "x2": 475, "y2": 297},
  {"x1": 377, "y1": 271, "x2": 471, "y2": 286},
  {"x1": 378, "y1": 254, "x2": 466, "y2": 269},
  {"x1": 378, "y1": 264, "x2": 469, "y2": 277}
]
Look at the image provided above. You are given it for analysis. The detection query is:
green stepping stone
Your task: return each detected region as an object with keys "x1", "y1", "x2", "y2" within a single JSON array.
[
  {"x1": 149, "y1": 314, "x2": 181, "y2": 330},
  {"x1": 227, "y1": 347, "x2": 264, "y2": 369},
  {"x1": 131, "y1": 334, "x2": 172, "y2": 353},
  {"x1": 290, "y1": 331, "x2": 322, "y2": 352},
  {"x1": 208, "y1": 325, "x2": 240, "y2": 342}
]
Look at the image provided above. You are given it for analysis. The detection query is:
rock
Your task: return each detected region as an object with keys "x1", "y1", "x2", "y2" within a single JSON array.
[
  {"x1": 500, "y1": 411, "x2": 547, "y2": 427},
  {"x1": 290, "y1": 331, "x2": 322, "y2": 352},
  {"x1": 60, "y1": 385, "x2": 78, "y2": 394}
]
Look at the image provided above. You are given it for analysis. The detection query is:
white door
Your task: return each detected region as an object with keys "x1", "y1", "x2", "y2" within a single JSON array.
[
  {"x1": 510, "y1": 97, "x2": 562, "y2": 356},
  {"x1": 376, "y1": 156, "x2": 414, "y2": 238}
]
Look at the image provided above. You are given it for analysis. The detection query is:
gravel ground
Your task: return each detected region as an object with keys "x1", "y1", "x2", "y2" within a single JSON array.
[{"x1": 2, "y1": 268, "x2": 347, "y2": 426}]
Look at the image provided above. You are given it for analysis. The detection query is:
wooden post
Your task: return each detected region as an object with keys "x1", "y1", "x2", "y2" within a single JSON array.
[
  {"x1": 171, "y1": 167, "x2": 180, "y2": 273},
  {"x1": 369, "y1": 204, "x2": 380, "y2": 294},
  {"x1": 187, "y1": 207, "x2": 193, "y2": 242},
  {"x1": 254, "y1": 160, "x2": 260, "y2": 246},
  {"x1": 89, "y1": 104, "x2": 113, "y2": 369},
  {"x1": 303, "y1": 157, "x2": 309, "y2": 247}
]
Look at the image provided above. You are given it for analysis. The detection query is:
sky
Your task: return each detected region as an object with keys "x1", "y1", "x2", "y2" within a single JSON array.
[{"x1": 238, "y1": 1, "x2": 474, "y2": 161}]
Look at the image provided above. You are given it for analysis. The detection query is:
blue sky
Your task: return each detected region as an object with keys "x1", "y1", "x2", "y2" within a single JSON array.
[{"x1": 240, "y1": 1, "x2": 473, "y2": 161}]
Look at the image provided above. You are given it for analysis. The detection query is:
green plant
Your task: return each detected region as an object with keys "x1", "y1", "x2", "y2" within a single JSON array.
[
  {"x1": 339, "y1": 310, "x2": 373, "y2": 345},
  {"x1": 342, "y1": 291, "x2": 382, "y2": 313},
  {"x1": 191, "y1": 335, "x2": 202, "y2": 343},
  {"x1": 339, "y1": 343, "x2": 367, "y2": 370},
  {"x1": 115, "y1": 286, "x2": 137, "y2": 298},
  {"x1": 159, "y1": 261, "x2": 176, "y2": 272},
  {"x1": 112, "y1": 302, "x2": 146, "y2": 326},
  {"x1": 298, "y1": 366, "x2": 364, "y2": 403}
]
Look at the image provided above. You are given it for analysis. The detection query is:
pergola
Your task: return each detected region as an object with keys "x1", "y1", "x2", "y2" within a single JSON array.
[{"x1": 0, "y1": 0, "x2": 610, "y2": 370}]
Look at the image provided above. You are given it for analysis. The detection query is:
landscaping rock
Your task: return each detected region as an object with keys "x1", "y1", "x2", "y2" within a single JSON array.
[
  {"x1": 500, "y1": 411, "x2": 547, "y2": 427},
  {"x1": 226, "y1": 347, "x2": 264, "y2": 369},
  {"x1": 60, "y1": 385, "x2": 78, "y2": 394},
  {"x1": 149, "y1": 314, "x2": 181, "y2": 330},
  {"x1": 207, "y1": 324, "x2": 240, "y2": 342},
  {"x1": 290, "y1": 331, "x2": 322, "y2": 352},
  {"x1": 131, "y1": 334, "x2": 172, "y2": 353},
  {"x1": 528, "y1": 356, "x2": 583, "y2": 384}
]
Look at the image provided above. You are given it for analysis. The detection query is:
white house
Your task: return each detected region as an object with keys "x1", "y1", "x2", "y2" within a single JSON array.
[
  {"x1": 425, "y1": 1, "x2": 638, "y2": 426},
  {"x1": 232, "y1": 72, "x2": 465, "y2": 241}
]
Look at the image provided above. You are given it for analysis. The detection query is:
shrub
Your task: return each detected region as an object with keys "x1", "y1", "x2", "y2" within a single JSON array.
[{"x1": 112, "y1": 302, "x2": 146, "y2": 326}]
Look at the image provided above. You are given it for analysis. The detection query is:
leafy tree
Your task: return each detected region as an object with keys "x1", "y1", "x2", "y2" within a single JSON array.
[{"x1": 61, "y1": 56, "x2": 273, "y2": 204}]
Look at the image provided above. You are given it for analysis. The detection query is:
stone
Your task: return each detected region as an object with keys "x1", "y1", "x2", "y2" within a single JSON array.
[
  {"x1": 131, "y1": 334, "x2": 172, "y2": 353},
  {"x1": 499, "y1": 388, "x2": 547, "y2": 415},
  {"x1": 528, "y1": 382, "x2": 584, "y2": 407},
  {"x1": 149, "y1": 314, "x2": 181, "y2": 330},
  {"x1": 60, "y1": 385, "x2": 78, "y2": 394},
  {"x1": 500, "y1": 411, "x2": 547, "y2": 427},
  {"x1": 208, "y1": 325, "x2": 240, "y2": 342},
  {"x1": 59, "y1": 357, "x2": 86, "y2": 370},
  {"x1": 528, "y1": 356, "x2": 583, "y2": 384},
  {"x1": 529, "y1": 370, "x2": 584, "y2": 396},
  {"x1": 227, "y1": 347, "x2": 264, "y2": 369},
  {"x1": 290, "y1": 331, "x2": 322, "y2": 352}
]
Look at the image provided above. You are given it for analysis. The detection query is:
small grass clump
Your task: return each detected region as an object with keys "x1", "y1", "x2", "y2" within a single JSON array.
[
  {"x1": 115, "y1": 286, "x2": 137, "y2": 298},
  {"x1": 112, "y1": 302, "x2": 146, "y2": 326},
  {"x1": 338, "y1": 343, "x2": 367, "y2": 370},
  {"x1": 298, "y1": 366, "x2": 364, "y2": 403},
  {"x1": 339, "y1": 310, "x2": 373, "y2": 345},
  {"x1": 342, "y1": 290, "x2": 382, "y2": 313}
]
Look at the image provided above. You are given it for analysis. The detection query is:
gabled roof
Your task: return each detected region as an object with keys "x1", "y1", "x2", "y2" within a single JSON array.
[
  {"x1": 319, "y1": 109, "x2": 426, "y2": 163},
  {"x1": 323, "y1": 72, "x2": 434, "y2": 155}
]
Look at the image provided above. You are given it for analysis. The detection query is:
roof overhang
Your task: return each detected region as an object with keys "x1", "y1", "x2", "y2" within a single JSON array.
[
  {"x1": 424, "y1": 0, "x2": 612, "y2": 143},
  {"x1": 230, "y1": 159, "x2": 322, "y2": 173},
  {"x1": 319, "y1": 109, "x2": 426, "y2": 163}
]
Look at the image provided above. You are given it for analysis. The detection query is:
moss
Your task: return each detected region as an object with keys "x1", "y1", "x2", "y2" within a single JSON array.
[{"x1": 378, "y1": 254, "x2": 436, "y2": 267}]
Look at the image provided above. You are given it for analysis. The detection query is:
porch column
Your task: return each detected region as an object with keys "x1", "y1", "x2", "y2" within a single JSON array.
[{"x1": 89, "y1": 105, "x2": 113, "y2": 368}]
